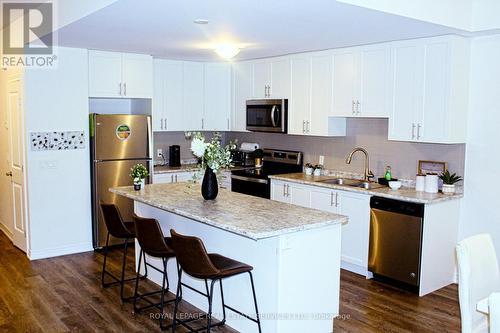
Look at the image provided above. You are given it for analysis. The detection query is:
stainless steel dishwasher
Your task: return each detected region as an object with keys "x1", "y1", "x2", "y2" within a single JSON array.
[{"x1": 368, "y1": 196, "x2": 424, "y2": 290}]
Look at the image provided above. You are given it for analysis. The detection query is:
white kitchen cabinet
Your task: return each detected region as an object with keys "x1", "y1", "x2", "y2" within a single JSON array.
[
  {"x1": 204, "y1": 63, "x2": 231, "y2": 131},
  {"x1": 337, "y1": 191, "x2": 371, "y2": 275},
  {"x1": 89, "y1": 50, "x2": 153, "y2": 98},
  {"x1": 331, "y1": 45, "x2": 390, "y2": 118},
  {"x1": 270, "y1": 179, "x2": 371, "y2": 276},
  {"x1": 153, "y1": 171, "x2": 195, "y2": 184},
  {"x1": 310, "y1": 187, "x2": 340, "y2": 214},
  {"x1": 289, "y1": 57, "x2": 311, "y2": 135},
  {"x1": 153, "y1": 59, "x2": 184, "y2": 131},
  {"x1": 388, "y1": 36, "x2": 470, "y2": 143},
  {"x1": 252, "y1": 58, "x2": 290, "y2": 99},
  {"x1": 183, "y1": 62, "x2": 205, "y2": 131},
  {"x1": 231, "y1": 61, "x2": 253, "y2": 131},
  {"x1": 289, "y1": 52, "x2": 346, "y2": 137},
  {"x1": 253, "y1": 61, "x2": 271, "y2": 98},
  {"x1": 269, "y1": 58, "x2": 291, "y2": 98},
  {"x1": 122, "y1": 53, "x2": 153, "y2": 98}
]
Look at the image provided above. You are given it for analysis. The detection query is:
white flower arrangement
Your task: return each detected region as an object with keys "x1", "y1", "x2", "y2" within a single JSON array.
[{"x1": 186, "y1": 132, "x2": 237, "y2": 174}]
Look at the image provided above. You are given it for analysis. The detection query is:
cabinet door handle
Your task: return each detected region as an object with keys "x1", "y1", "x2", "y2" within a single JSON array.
[
  {"x1": 160, "y1": 118, "x2": 163, "y2": 130},
  {"x1": 124, "y1": 83, "x2": 127, "y2": 96},
  {"x1": 283, "y1": 183, "x2": 287, "y2": 197},
  {"x1": 164, "y1": 118, "x2": 167, "y2": 130},
  {"x1": 286, "y1": 184, "x2": 290, "y2": 197},
  {"x1": 335, "y1": 192, "x2": 339, "y2": 207},
  {"x1": 171, "y1": 175, "x2": 174, "y2": 183},
  {"x1": 417, "y1": 124, "x2": 421, "y2": 140},
  {"x1": 330, "y1": 192, "x2": 334, "y2": 206},
  {"x1": 201, "y1": 118, "x2": 204, "y2": 129},
  {"x1": 175, "y1": 175, "x2": 178, "y2": 183},
  {"x1": 302, "y1": 120, "x2": 306, "y2": 134},
  {"x1": 227, "y1": 118, "x2": 230, "y2": 130},
  {"x1": 356, "y1": 100, "x2": 360, "y2": 114},
  {"x1": 119, "y1": 83, "x2": 122, "y2": 96},
  {"x1": 352, "y1": 100, "x2": 355, "y2": 115},
  {"x1": 412, "y1": 123, "x2": 416, "y2": 139},
  {"x1": 306, "y1": 121, "x2": 310, "y2": 133}
]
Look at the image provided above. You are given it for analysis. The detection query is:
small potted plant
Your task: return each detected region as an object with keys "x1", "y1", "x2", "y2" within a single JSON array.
[
  {"x1": 439, "y1": 170, "x2": 463, "y2": 194},
  {"x1": 305, "y1": 163, "x2": 314, "y2": 176},
  {"x1": 313, "y1": 164, "x2": 323, "y2": 177},
  {"x1": 130, "y1": 164, "x2": 149, "y2": 191}
]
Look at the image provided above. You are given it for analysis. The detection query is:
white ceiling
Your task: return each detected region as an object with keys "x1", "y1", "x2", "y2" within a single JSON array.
[{"x1": 56, "y1": 0, "x2": 464, "y2": 61}]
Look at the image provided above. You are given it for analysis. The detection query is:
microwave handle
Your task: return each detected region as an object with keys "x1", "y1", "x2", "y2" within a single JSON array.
[{"x1": 270, "y1": 105, "x2": 277, "y2": 127}]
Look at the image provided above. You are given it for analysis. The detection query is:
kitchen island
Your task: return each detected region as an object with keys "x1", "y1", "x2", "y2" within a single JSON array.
[{"x1": 111, "y1": 183, "x2": 348, "y2": 333}]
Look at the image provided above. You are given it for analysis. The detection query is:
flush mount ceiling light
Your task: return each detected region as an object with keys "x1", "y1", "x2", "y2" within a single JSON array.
[
  {"x1": 214, "y1": 44, "x2": 240, "y2": 60},
  {"x1": 193, "y1": 19, "x2": 209, "y2": 25}
]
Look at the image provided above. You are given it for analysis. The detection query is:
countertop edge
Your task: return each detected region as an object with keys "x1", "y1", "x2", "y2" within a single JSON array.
[
  {"x1": 269, "y1": 174, "x2": 464, "y2": 204},
  {"x1": 110, "y1": 187, "x2": 347, "y2": 240}
]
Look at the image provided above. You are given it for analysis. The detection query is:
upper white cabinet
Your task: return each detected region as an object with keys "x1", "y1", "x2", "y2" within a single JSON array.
[
  {"x1": 289, "y1": 52, "x2": 346, "y2": 137},
  {"x1": 252, "y1": 58, "x2": 291, "y2": 98},
  {"x1": 89, "y1": 50, "x2": 153, "y2": 98},
  {"x1": 153, "y1": 59, "x2": 184, "y2": 131},
  {"x1": 388, "y1": 36, "x2": 470, "y2": 143},
  {"x1": 153, "y1": 60, "x2": 231, "y2": 132},
  {"x1": 204, "y1": 63, "x2": 231, "y2": 131},
  {"x1": 231, "y1": 61, "x2": 253, "y2": 131},
  {"x1": 183, "y1": 62, "x2": 205, "y2": 131},
  {"x1": 331, "y1": 44, "x2": 390, "y2": 117}
]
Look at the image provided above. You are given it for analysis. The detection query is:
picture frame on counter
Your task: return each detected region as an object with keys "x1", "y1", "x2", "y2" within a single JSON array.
[{"x1": 418, "y1": 160, "x2": 447, "y2": 175}]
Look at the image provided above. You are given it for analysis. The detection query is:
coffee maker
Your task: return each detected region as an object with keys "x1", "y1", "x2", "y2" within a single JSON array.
[{"x1": 169, "y1": 145, "x2": 181, "y2": 167}]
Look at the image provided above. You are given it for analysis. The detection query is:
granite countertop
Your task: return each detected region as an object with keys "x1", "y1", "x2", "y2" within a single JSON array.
[
  {"x1": 154, "y1": 164, "x2": 252, "y2": 174},
  {"x1": 269, "y1": 173, "x2": 463, "y2": 204},
  {"x1": 110, "y1": 183, "x2": 348, "y2": 240}
]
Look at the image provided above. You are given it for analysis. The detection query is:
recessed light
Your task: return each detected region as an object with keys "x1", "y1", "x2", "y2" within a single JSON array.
[
  {"x1": 214, "y1": 44, "x2": 240, "y2": 60},
  {"x1": 193, "y1": 19, "x2": 209, "y2": 25}
]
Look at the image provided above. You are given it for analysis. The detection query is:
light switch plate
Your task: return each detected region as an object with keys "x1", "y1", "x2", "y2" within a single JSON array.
[{"x1": 157, "y1": 149, "x2": 163, "y2": 158}]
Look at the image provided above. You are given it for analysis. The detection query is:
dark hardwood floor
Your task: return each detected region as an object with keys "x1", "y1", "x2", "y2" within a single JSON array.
[{"x1": 0, "y1": 232, "x2": 461, "y2": 332}]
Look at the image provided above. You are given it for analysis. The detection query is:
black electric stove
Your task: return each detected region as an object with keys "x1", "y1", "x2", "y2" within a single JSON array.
[{"x1": 231, "y1": 149, "x2": 303, "y2": 199}]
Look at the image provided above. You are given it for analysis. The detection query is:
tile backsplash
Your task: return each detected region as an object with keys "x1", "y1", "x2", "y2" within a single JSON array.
[
  {"x1": 225, "y1": 118, "x2": 466, "y2": 180},
  {"x1": 30, "y1": 131, "x2": 85, "y2": 151}
]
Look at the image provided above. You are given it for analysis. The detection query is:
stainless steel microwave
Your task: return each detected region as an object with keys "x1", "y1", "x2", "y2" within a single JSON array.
[{"x1": 246, "y1": 99, "x2": 288, "y2": 133}]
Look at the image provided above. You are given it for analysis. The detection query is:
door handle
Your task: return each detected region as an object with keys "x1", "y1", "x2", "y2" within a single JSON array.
[
  {"x1": 175, "y1": 175, "x2": 178, "y2": 183},
  {"x1": 5, "y1": 171, "x2": 12, "y2": 177},
  {"x1": 356, "y1": 100, "x2": 360, "y2": 114},
  {"x1": 124, "y1": 83, "x2": 127, "y2": 96},
  {"x1": 335, "y1": 192, "x2": 339, "y2": 207},
  {"x1": 160, "y1": 118, "x2": 164, "y2": 130},
  {"x1": 283, "y1": 183, "x2": 287, "y2": 197},
  {"x1": 270, "y1": 105, "x2": 277, "y2": 127},
  {"x1": 417, "y1": 124, "x2": 421, "y2": 140},
  {"x1": 306, "y1": 121, "x2": 310, "y2": 133},
  {"x1": 302, "y1": 120, "x2": 306, "y2": 134},
  {"x1": 119, "y1": 83, "x2": 122, "y2": 96},
  {"x1": 352, "y1": 100, "x2": 355, "y2": 115},
  {"x1": 286, "y1": 184, "x2": 290, "y2": 197},
  {"x1": 412, "y1": 123, "x2": 416, "y2": 139},
  {"x1": 330, "y1": 192, "x2": 334, "y2": 206}
]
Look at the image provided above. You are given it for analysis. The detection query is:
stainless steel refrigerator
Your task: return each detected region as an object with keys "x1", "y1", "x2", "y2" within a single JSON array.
[{"x1": 90, "y1": 114, "x2": 152, "y2": 249}]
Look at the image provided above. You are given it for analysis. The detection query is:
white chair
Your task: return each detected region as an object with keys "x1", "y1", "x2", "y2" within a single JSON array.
[
  {"x1": 456, "y1": 234, "x2": 500, "y2": 333},
  {"x1": 490, "y1": 292, "x2": 500, "y2": 333}
]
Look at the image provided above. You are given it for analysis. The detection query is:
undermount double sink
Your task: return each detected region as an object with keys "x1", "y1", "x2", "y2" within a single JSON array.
[{"x1": 316, "y1": 178, "x2": 387, "y2": 190}]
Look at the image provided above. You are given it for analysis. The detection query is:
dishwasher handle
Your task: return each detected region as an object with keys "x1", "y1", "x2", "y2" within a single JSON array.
[{"x1": 370, "y1": 196, "x2": 424, "y2": 218}]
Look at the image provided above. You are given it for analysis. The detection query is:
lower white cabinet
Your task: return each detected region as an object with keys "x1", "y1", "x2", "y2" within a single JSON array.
[
  {"x1": 271, "y1": 179, "x2": 371, "y2": 276},
  {"x1": 153, "y1": 171, "x2": 195, "y2": 184}
]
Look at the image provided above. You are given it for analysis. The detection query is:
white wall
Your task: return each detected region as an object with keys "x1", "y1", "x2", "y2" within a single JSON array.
[
  {"x1": 459, "y1": 34, "x2": 500, "y2": 265},
  {"x1": 24, "y1": 47, "x2": 93, "y2": 259}
]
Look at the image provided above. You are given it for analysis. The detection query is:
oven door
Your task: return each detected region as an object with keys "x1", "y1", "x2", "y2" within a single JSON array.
[
  {"x1": 246, "y1": 99, "x2": 287, "y2": 133},
  {"x1": 231, "y1": 175, "x2": 270, "y2": 199}
]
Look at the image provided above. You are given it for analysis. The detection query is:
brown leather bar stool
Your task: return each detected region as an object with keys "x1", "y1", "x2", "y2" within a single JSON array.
[
  {"x1": 170, "y1": 229, "x2": 262, "y2": 333},
  {"x1": 100, "y1": 203, "x2": 146, "y2": 302},
  {"x1": 132, "y1": 214, "x2": 180, "y2": 330}
]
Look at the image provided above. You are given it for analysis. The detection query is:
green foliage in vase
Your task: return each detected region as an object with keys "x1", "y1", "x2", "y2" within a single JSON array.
[
  {"x1": 439, "y1": 170, "x2": 463, "y2": 185},
  {"x1": 130, "y1": 164, "x2": 149, "y2": 183}
]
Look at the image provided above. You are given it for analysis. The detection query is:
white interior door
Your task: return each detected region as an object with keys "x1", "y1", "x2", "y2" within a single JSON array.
[{"x1": 6, "y1": 79, "x2": 27, "y2": 252}]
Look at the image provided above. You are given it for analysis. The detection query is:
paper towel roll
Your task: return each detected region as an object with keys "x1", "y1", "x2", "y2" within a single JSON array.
[{"x1": 240, "y1": 142, "x2": 260, "y2": 152}]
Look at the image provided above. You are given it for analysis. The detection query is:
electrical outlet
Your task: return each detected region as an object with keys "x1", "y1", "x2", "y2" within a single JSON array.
[
  {"x1": 157, "y1": 149, "x2": 163, "y2": 158},
  {"x1": 319, "y1": 155, "x2": 325, "y2": 166}
]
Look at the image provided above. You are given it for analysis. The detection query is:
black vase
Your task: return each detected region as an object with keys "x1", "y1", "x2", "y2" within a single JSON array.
[{"x1": 201, "y1": 167, "x2": 218, "y2": 200}]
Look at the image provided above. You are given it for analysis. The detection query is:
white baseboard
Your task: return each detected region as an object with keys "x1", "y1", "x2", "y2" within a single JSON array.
[
  {"x1": 341, "y1": 260, "x2": 369, "y2": 277},
  {"x1": 28, "y1": 242, "x2": 93, "y2": 260},
  {"x1": 0, "y1": 222, "x2": 13, "y2": 241}
]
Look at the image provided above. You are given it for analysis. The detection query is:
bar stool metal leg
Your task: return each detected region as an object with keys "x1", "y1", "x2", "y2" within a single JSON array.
[
  {"x1": 101, "y1": 232, "x2": 111, "y2": 287},
  {"x1": 219, "y1": 279, "x2": 226, "y2": 325},
  {"x1": 119, "y1": 238, "x2": 129, "y2": 302},
  {"x1": 249, "y1": 272, "x2": 262, "y2": 333}
]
